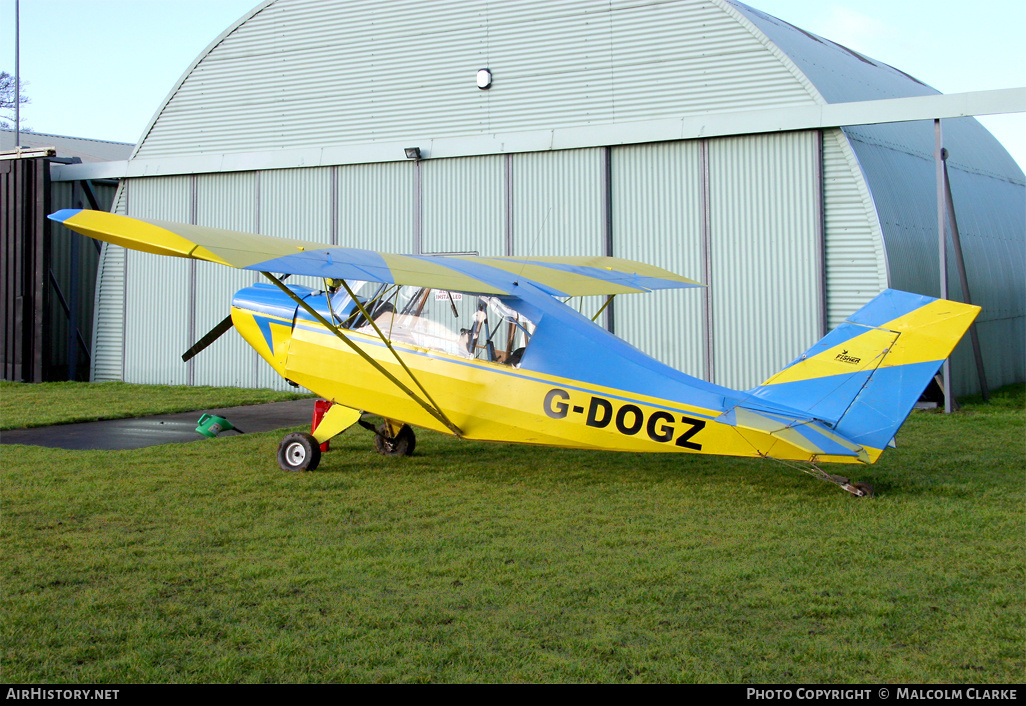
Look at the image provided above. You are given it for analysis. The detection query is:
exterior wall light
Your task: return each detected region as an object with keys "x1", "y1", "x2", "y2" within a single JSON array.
[
  {"x1": 477, "y1": 68, "x2": 492, "y2": 89},
  {"x1": 404, "y1": 147, "x2": 422, "y2": 160}
]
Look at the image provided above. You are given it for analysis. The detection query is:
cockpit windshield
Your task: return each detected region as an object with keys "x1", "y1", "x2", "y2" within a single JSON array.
[{"x1": 327, "y1": 283, "x2": 535, "y2": 365}]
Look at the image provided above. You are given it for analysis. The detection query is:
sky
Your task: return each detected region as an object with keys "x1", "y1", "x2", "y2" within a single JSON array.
[{"x1": 2, "y1": 0, "x2": 1024, "y2": 171}]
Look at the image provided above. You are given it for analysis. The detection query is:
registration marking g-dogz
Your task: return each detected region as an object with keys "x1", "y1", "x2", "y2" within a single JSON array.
[{"x1": 543, "y1": 388, "x2": 706, "y2": 450}]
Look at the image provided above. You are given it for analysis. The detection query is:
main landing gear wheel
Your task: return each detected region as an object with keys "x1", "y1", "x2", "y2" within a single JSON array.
[
  {"x1": 277, "y1": 431, "x2": 321, "y2": 472},
  {"x1": 374, "y1": 423, "x2": 416, "y2": 456}
]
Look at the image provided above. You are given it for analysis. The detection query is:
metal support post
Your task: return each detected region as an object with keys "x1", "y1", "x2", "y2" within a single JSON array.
[{"x1": 935, "y1": 119, "x2": 951, "y2": 414}]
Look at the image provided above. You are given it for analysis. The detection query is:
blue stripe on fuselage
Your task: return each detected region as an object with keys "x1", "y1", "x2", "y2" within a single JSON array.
[{"x1": 231, "y1": 282, "x2": 315, "y2": 319}]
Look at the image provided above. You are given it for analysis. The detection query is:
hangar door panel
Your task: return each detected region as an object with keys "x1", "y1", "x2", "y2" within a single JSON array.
[
  {"x1": 256, "y1": 168, "x2": 334, "y2": 391},
  {"x1": 123, "y1": 177, "x2": 192, "y2": 385},
  {"x1": 422, "y1": 156, "x2": 506, "y2": 256},
  {"x1": 611, "y1": 141, "x2": 706, "y2": 379},
  {"x1": 337, "y1": 162, "x2": 415, "y2": 253},
  {"x1": 512, "y1": 149, "x2": 605, "y2": 258},
  {"x1": 708, "y1": 131, "x2": 823, "y2": 390},
  {"x1": 192, "y1": 172, "x2": 262, "y2": 389},
  {"x1": 512, "y1": 148, "x2": 606, "y2": 320}
]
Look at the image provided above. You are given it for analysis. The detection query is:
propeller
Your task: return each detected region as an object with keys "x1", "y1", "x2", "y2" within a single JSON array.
[
  {"x1": 181, "y1": 274, "x2": 292, "y2": 362},
  {"x1": 182, "y1": 314, "x2": 234, "y2": 362}
]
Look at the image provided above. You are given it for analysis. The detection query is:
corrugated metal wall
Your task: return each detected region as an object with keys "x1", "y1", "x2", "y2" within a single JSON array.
[
  {"x1": 90, "y1": 243, "x2": 126, "y2": 382},
  {"x1": 730, "y1": 0, "x2": 1025, "y2": 397},
  {"x1": 108, "y1": 169, "x2": 347, "y2": 389},
  {"x1": 256, "y1": 167, "x2": 335, "y2": 389},
  {"x1": 90, "y1": 183, "x2": 129, "y2": 382},
  {"x1": 843, "y1": 120, "x2": 1026, "y2": 394},
  {"x1": 512, "y1": 149, "x2": 607, "y2": 322},
  {"x1": 0, "y1": 158, "x2": 114, "y2": 383},
  {"x1": 47, "y1": 180, "x2": 118, "y2": 380},
  {"x1": 1, "y1": 157, "x2": 49, "y2": 382},
  {"x1": 820, "y1": 128, "x2": 889, "y2": 328},
  {"x1": 192, "y1": 172, "x2": 260, "y2": 388},
  {"x1": 512, "y1": 149, "x2": 605, "y2": 258},
  {"x1": 945, "y1": 165, "x2": 1026, "y2": 390},
  {"x1": 96, "y1": 131, "x2": 842, "y2": 392},
  {"x1": 122, "y1": 177, "x2": 192, "y2": 385},
  {"x1": 609, "y1": 131, "x2": 863, "y2": 389},
  {"x1": 337, "y1": 162, "x2": 415, "y2": 252},
  {"x1": 422, "y1": 156, "x2": 506, "y2": 255}
]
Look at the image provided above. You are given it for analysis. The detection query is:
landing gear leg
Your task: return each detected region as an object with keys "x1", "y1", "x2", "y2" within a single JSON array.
[{"x1": 802, "y1": 464, "x2": 875, "y2": 497}]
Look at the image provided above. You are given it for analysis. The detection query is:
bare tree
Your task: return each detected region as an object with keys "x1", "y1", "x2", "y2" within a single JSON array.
[{"x1": 0, "y1": 70, "x2": 31, "y2": 130}]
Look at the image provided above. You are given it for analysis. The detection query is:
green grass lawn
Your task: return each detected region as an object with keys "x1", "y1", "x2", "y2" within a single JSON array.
[
  {"x1": 0, "y1": 380, "x2": 312, "y2": 430},
  {"x1": 1, "y1": 382, "x2": 1023, "y2": 683}
]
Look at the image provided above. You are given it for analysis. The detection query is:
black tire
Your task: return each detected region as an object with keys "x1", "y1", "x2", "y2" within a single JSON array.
[
  {"x1": 277, "y1": 432, "x2": 321, "y2": 472},
  {"x1": 374, "y1": 423, "x2": 416, "y2": 456},
  {"x1": 851, "y1": 481, "x2": 875, "y2": 498}
]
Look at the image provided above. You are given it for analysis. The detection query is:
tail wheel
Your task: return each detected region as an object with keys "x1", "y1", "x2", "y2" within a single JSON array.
[
  {"x1": 374, "y1": 423, "x2": 416, "y2": 456},
  {"x1": 801, "y1": 464, "x2": 876, "y2": 498},
  {"x1": 277, "y1": 432, "x2": 321, "y2": 472},
  {"x1": 851, "y1": 481, "x2": 875, "y2": 497}
]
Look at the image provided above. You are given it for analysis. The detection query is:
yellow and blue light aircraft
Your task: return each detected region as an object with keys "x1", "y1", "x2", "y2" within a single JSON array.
[{"x1": 51, "y1": 209, "x2": 980, "y2": 495}]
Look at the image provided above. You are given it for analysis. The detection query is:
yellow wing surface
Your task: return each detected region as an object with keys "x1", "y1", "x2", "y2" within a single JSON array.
[{"x1": 49, "y1": 209, "x2": 702, "y2": 297}]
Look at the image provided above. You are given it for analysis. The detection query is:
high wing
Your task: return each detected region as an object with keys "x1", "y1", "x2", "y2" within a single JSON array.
[{"x1": 49, "y1": 209, "x2": 702, "y2": 297}]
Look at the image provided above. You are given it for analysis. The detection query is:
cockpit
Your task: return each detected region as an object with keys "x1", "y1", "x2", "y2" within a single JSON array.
[{"x1": 327, "y1": 281, "x2": 536, "y2": 366}]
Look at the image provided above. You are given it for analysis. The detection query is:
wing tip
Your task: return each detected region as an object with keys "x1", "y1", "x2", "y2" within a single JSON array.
[{"x1": 48, "y1": 208, "x2": 83, "y2": 224}]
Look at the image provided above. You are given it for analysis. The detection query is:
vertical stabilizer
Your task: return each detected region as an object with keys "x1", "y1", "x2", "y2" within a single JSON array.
[{"x1": 746, "y1": 290, "x2": 980, "y2": 460}]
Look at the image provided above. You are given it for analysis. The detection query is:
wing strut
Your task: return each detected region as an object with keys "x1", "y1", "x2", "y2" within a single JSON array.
[
  {"x1": 261, "y1": 272, "x2": 463, "y2": 438},
  {"x1": 336, "y1": 279, "x2": 455, "y2": 427},
  {"x1": 591, "y1": 294, "x2": 615, "y2": 323}
]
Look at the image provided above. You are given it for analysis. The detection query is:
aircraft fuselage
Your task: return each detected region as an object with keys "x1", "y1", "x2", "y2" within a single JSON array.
[{"x1": 229, "y1": 282, "x2": 872, "y2": 464}]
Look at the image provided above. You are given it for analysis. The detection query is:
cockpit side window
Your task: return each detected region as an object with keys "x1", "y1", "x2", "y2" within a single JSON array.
[
  {"x1": 331, "y1": 284, "x2": 535, "y2": 365},
  {"x1": 476, "y1": 296, "x2": 534, "y2": 365},
  {"x1": 329, "y1": 281, "x2": 395, "y2": 329}
]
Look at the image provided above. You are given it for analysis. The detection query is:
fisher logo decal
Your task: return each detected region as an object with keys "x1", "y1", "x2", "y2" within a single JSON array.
[
  {"x1": 543, "y1": 388, "x2": 705, "y2": 450},
  {"x1": 834, "y1": 349, "x2": 862, "y2": 365}
]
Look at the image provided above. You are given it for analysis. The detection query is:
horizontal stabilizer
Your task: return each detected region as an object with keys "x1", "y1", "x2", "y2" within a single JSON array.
[{"x1": 718, "y1": 406, "x2": 867, "y2": 461}]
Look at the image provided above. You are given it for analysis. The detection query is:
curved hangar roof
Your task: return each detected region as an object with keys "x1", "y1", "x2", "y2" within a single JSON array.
[{"x1": 133, "y1": 0, "x2": 828, "y2": 159}]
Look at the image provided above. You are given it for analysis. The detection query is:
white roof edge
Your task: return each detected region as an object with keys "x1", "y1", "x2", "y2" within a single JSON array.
[{"x1": 51, "y1": 87, "x2": 1025, "y2": 182}]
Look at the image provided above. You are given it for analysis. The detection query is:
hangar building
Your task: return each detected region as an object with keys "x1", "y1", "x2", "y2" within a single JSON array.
[{"x1": 88, "y1": 0, "x2": 1025, "y2": 396}]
